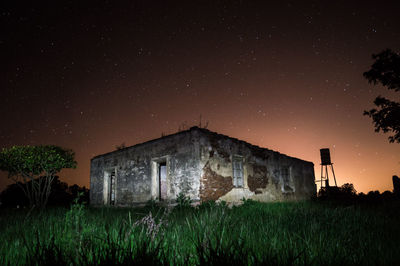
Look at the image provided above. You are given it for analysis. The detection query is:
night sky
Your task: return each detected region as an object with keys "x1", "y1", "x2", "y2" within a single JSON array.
[{"x1": 1, "y1": 1, "x2": 400, "y2": 194}]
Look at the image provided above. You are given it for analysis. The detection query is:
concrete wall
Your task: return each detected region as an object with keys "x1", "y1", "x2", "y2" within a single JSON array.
[
  {"x1": 90, "y1": 127, "x2": 316, "y2": 206},
  {"x1": 196, "y1": 128, "x2": 316, "y2": 203},
  {"x1": 90, "y1": 130, "x2": 201, "y2": 206}
]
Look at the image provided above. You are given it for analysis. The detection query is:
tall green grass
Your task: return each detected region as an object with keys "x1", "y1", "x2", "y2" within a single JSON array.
[{"x1": 1, "y1": 199, "x2": 399, "y2": 265}]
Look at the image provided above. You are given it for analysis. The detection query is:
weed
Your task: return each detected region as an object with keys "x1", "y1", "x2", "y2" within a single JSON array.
[
  {"x1": 176, "y1": 192, "x2": 192, "y2": 208},
  {"x1": 133, "y1": 211, "x2": 166, "y2": 241}
]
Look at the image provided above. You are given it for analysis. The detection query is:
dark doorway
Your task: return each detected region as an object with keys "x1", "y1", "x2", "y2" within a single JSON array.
[
  {"x1": 109, "y1": 169, "x2": 116, "y2": 205},
  {"x1": 159, "y1": 162, "x2": 167, "y2": 200}
]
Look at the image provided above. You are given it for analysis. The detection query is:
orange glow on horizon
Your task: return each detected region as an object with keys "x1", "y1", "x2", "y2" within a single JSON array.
[{"x1": 1, "y1": 1, "x2": 399, "y2": 195}]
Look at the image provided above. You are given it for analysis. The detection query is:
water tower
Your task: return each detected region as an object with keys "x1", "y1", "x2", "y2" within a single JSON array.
[{"x1": 318, "y1": 148, "x2": 337, "y2": 188}]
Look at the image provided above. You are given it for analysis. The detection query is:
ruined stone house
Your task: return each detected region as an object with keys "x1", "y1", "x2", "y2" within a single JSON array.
[{"x1": 90, "y1": 127, "x2": 316, "y2": 206}]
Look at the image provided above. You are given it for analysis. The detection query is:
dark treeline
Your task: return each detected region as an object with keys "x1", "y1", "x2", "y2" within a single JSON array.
[
  {"x1": 0, "y1": 176, "x2": 89, "y2": 208},
  {"x1": 318, "y1": 182, "x2": 400, "y2": 204},
  {"x1": 2, "y1": 179, "x2": 398, "y2": 208}
]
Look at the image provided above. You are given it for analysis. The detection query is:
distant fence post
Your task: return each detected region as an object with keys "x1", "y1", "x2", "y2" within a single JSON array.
[{"x1": 393, "y1": 175, "x2": 400, "y2": 195}]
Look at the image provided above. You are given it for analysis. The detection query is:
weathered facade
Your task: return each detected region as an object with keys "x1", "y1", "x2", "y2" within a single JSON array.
[{"x1": 90, "y1": 127, "x2": 316, "y2": 206}]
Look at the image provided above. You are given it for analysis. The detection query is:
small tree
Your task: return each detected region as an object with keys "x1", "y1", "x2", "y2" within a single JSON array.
[
  {"x1": 0, "y1": 145, "x2": 77, "y2": 209},
  {"x1": 340, "y1": 183, "x2": 357, "y2": 196}
]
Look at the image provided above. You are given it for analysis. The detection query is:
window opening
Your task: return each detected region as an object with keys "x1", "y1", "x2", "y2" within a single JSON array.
[
  {"x1": 281, "y1": 167, "x2": 293, "y2": 192},
  {"x1": 233, "y1": 157, "x2": 244, "y2": 187}
]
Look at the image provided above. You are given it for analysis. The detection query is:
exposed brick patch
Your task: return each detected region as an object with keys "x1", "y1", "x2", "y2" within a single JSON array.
[
  {"x1": 248, "y1": 165, "x2": 268, "y2": 192},
  {"x1": 200, "y1": 161, "x2": 234, "y2": 201}
]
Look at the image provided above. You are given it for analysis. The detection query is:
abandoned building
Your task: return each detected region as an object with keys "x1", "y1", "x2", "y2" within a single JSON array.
[{"x1": 90, "y1": 127, "x2": 316, "y2": 206}]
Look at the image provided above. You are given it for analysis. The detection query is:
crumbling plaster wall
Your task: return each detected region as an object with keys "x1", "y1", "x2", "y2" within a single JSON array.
[
  {"x1": 90, "y1": 127, "x2": 316, "y2": 206},
  {"x1": 196, "y1": 129, "x2": 315, "y2": 203},
  {"x1": 90, "y1": 130, "x2": 201, "y2": 206}
]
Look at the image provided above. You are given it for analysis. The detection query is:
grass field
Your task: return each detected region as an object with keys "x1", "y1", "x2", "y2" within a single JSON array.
[{"x1": 1, "y1": 199, "x2": 399, "y2": 265}]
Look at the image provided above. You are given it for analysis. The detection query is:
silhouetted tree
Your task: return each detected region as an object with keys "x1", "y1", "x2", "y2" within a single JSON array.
[
  {"x1": 67, "y1": 184, "x2": 90, "y2": 204},
  {"x1": 340, "y1": 183, "x2": 357, "y2": 196},
  {"x1": 363, "y1": 49, "x2": 400, "y2": 143},
  {"x1": 367, "y1": 190, "x2": 381, "y2": 201},
  {"x1": 0, "y1": 176, "x2": 89, "y2": 207},
  {"x1": 0, "y1": 145, "x2": 77, "y2": 209},
  {"x1": 381, "y1": 190, "x2": 394, "y2": 200},
  {"x1": 48, "y1": 177, "x2": 73, "y2": 206},
  {"x1": 318, "y1": 183, "x2": 357, "y2": 201},
  {"x1": 0, "y1": 182, "x2": 29, "y2": 207}
]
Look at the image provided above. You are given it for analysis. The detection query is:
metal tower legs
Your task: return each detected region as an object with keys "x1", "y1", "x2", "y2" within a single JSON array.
[{"x1": 320, "y1": 164, "x2": 337, "y2": 188}]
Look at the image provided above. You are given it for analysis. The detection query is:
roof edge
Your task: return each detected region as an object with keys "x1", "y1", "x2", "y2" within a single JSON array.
[
  {"x1": 91, "y1": 126, "x2": 314, "y2": 165},
  {"x1": 91, "y1": 126, "x2": 200, "y2": 160}
]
